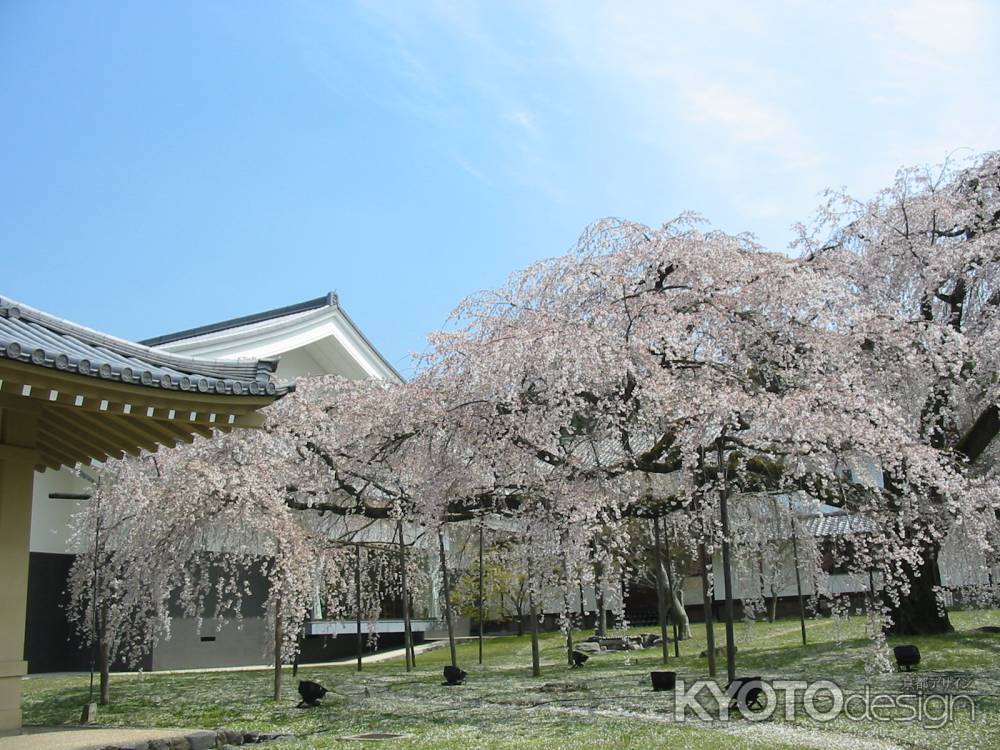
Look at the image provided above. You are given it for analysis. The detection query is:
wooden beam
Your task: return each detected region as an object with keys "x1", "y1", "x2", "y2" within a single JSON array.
[
  {"x1": 130, "y1": 417, "x2": 187, "y2": 449},
  {"x1": 37, "y1": 423, "x2": 112, "y2": 468},
  {"x1": 38, "y1": 417, "x2": 111, "y2": 463},
  {"x1": 33, "y1": 435, "x2": 81, "y2": 472},
  {"x1": 0, "y1": 444, "x2": 40, "y2": 464},
  {"x1": 43, "y1": 409, "x2": 129, "y2": 462},
  {"x1": 95, "y1": 413, "x2": 166, "y2": 455}
]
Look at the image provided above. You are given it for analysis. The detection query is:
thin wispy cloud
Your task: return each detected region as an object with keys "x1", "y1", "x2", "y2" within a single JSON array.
[
  {"x1": 309, "y1": 1, "x2": 1000, "y2": 245},
  {"x1": 505, "y1": 109, "x2": 541, "y2": 138}
]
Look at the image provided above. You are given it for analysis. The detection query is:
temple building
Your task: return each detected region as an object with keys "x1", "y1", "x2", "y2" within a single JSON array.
[
  {"x1": 24, "y1": 293, "x2": 436, "y2": 674},
  {"x1": 1, "y1": 294, "x2": 289, "y2": 731}
]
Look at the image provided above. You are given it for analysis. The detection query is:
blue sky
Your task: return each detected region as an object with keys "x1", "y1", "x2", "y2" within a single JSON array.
[{"x1": 2, "y1": 2, "x2": 998, "y2": 377}]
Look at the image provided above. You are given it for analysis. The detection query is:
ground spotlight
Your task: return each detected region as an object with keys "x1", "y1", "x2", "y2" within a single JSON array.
[
  {"x1": 443, "y1": 665, "x2": 467, "y2": 685},
  {"x1": 650, "y1": 671, "x2": 676, "y2": 691},
  {"x1": 893, "y1": 644, "x2": 921, "y2": 671},
  {"x1": 297, "y1": 680, "x2": 329, "y2": 707}
]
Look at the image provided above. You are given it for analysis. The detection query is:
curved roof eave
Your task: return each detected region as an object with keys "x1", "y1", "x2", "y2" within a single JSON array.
[{"x1": 0, "y1": 296, "x2": 294, "y2": 398}]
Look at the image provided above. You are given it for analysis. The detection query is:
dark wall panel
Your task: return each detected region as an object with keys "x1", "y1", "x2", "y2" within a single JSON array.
[{"x1": 24, "y1": 552, "x2": 89, "y2": 673}]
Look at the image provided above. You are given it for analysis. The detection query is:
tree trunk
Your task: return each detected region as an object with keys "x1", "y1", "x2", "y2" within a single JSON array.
[
  {"x1": 884, "y1": 540, "x2": 953, "y2": 635},
  {"x1": 98, "y1": 638, "x2": 110, "y2": 706},
  {"x1": 437, "y1": 530, "x2": 458, "y2": 669},
  {"x1": 662, "y1": 531, "x2": 690, "y2": 646},
  {"x1": 652, "y1": 516, "x2": 670, "y2": 664},
  {"x1": 529, "y1": 592, "x2": 541, "y2": 677},
  {"x1": 273, "y1": 597, "x2": 283, "y2": 701},
  {"x1": 97, "y1": 600, "x2": 110, "y2": 706},
  {"x1": 758, "y1": 552, "x2": 778, "y2": 623}
]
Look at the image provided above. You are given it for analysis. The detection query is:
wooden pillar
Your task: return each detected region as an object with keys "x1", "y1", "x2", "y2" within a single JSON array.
[{"x1": 0, "y1": 408, "x2": 38, "y2": 731}]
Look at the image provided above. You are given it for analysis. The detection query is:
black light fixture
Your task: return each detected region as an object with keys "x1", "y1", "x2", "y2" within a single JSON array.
[
  {"x1": 443, "y1": 665, "x2": 467, "y2": 685},
  {"x1": 650, "y1": 671, "x2": 676, "y2": 691},
  {"x1": 571, "y1": 651, "x2": 589, "y2": 668},
  {"x1": 297, "y1": 680, "x2": 329, "y2": 707},
  {"x1": 893, "y1": 644, "x2": 921, "y2": 671}
]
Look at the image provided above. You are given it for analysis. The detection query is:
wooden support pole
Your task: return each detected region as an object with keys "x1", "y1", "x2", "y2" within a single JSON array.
[
  {"x1": 529, "y1": 591, "x2": 541, "y2": 677},
  {"x1": 594, "y1": 558, "x2": 607, "y2": 637},
  {"x1": 397, "y1": 521, "x2": 414, "y2": 671},
  {"x1": 438, "y1": 529, "x2": 458, "y2": 669},
  {"x1": 478, "y1": 520, "x2": 485, "y2": 666},
  {"x1": 718, "y1": 443, "x2": 737, "y2": 684},
  {"x1": 791, "y1": 519, "x2": 807, "y2": 646},
  {"x1": 699, "y1": 542, "x2": 717, "y2": 677},
  {"x1": 89, "y1": 491, "x2": 101, "y2": 706},
  {"x1": 868, "y1": 567, "x2": 877, "y2": 616},
  {"x1": 355, "y1": 544, "x2": 363, "y2": 672},
  {"x1": 273, "y1": 596, "x2": 283, "y2": 701},
  {"x1": 559, "y1": 537, "x2": 574, "y2": 667}
]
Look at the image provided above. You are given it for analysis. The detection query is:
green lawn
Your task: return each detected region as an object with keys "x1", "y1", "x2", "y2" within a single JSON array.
[{"x1": 22, "y1": 609, "x2": 1000, "y2": 749}]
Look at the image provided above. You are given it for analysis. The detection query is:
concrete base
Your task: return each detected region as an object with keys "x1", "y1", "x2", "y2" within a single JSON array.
[{"x1": 0, "y1": 726, "x2": 198, "y2": 750}]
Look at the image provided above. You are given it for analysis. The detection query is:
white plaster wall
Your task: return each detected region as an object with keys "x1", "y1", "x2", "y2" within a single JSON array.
[
  {"x1": 29, "y1": 468, "x2": 91, "y2": 554},
  {"x1": 272, "y1": 346, "x2": 327, "y2": 379}
]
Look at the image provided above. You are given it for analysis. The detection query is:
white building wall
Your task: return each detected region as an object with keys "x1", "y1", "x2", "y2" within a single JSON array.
[{"x1": 29, "y1": 469, "x2": 91, "y2": 554}]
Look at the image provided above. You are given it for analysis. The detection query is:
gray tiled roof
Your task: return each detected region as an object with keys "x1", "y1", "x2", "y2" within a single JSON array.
[
  {"x1": 802, "y1": 510, "x2": 879, "y2": 537},
  {"x1": 0, "y1": 296, "x2": 292, "y2": 397}
]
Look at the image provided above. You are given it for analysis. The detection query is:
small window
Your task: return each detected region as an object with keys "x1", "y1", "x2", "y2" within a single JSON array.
[{"x1": 200, "y1": 636, "x2": 217, "y2": 643}]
